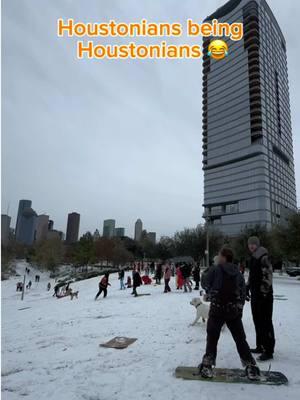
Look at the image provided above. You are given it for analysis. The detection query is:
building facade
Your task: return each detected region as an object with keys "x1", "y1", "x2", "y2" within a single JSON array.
[
  {"x1": 115, "y1": 227, "x2": 125, "y2": 237},
  {"x1": 35, "y1": 214, "x2": 49, "y2": 242},
  {"x1": 103, "y1": 219, "x2": 116, "y2": 238},
  {"x1": 202, "y1": 0, "x2": 297, "y2": 236},
  {"x1": 1, "y1": 214, "x2": 11, "y2": 246},
  {"x1": 17, "y1": 207, "x2": 37, "y2": 245},
  {"x1": 66, "y1": 212, "x2": 80, "y2": 244},
  {"x1": 134, "y1": 219, "x2": 143, "y2": 241},
  {"x1": 15, "y1": 199, "x2": 32, "y2": 241},
  {"x1": 147, "y1": 232, "x2": 156, "y2": 244}
]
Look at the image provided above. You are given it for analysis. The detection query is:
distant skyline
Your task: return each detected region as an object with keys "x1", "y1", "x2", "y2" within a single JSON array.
[{"x1": 2, "y1": 0, "x2": 299, "y2": 239}]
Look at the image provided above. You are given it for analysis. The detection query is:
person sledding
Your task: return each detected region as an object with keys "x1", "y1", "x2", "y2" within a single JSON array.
[
  {"x1": 95, "y1": 273, "x2": 111, "y2": 300},
  {"x1": 199, "y1": 247, "x2": 260, "y2": 381}
]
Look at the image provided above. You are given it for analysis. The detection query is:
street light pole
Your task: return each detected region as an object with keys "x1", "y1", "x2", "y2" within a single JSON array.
[{"x1": 21, "y1": 272, "x2": 26, "y2": 301}]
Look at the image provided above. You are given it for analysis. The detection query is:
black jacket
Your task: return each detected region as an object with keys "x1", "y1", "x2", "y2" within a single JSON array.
[
  {"x1": 201, "y1": 262, "x2": 246, "y2": 305},
  {"x1": 133, "y1": 271, "x2": 142, "y2": 287},
  {"x1": 193, "y1": 266, "x2": 200, "y2": 282},
  {"x1": 247, "y1": 246, "x2": 273, "y2": 297}
]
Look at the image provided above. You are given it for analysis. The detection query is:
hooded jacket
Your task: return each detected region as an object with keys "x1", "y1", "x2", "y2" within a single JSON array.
[
  {"x1": 201, "y1": 262, "x2": 246, "y2": 305},
  {"x1": 247, "y1": 246, "x2": 273, "y2": 297}
]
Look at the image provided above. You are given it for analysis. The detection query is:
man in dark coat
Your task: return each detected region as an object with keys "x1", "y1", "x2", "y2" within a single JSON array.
[
  {"x1": 199, "y1": 247, "x2": 259, "y2": 380},
  {"x1": 132, "y1": 269, "x2": 142, "y2": 297},
  {"x1": 247, "y1": 236, "x2": 275, "y2": 361},
  {"x1": 95, "y1": 273, "x2": 111, "y2": 300}
]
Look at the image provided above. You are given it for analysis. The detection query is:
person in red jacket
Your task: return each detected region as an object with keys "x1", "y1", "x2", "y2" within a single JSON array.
[{"x1": 95, "y1": 273, "x2": 111, "y2": 300}]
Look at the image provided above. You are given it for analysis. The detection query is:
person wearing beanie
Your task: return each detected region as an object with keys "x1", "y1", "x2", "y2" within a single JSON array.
[{"x1": 247, "y1": 236, "x2": 275, "y2": 361}]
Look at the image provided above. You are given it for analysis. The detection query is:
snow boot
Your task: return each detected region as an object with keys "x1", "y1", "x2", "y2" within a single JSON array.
[
  {"x1": 257, "y1": 352, "x2": 273, "y2": 361},
  {"x1": 246, "y1": 365, "x2": 261, "y2": 381},
  {"x1": 198, "y1": 363, "x2": 213, "y2": 379},
  {"x1": 250, "y1": 347, "x2": 263, "y2": 354}
]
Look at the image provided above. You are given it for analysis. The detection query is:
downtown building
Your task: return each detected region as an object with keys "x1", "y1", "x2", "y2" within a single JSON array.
[
  {"x1": 202, "y1": 0, "x2": 297, "y2": 236},
  {"x1": 66, "y1": 212, "x2": 80, "y2": 244}
]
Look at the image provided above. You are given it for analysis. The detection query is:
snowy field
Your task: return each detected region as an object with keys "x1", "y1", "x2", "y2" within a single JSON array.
[{"x1": 2, "y1": 261, "x2": 300, "y2": 400}]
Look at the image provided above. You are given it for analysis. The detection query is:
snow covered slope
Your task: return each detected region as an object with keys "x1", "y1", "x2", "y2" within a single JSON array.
[{"x1": 2, "y1": 262, "x2": 300, "y2": 400}]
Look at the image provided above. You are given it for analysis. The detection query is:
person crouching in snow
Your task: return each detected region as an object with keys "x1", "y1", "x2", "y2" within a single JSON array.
[
  {"x1": 132, "y1": 268, "x2": 142, "y2": 297},
  {"x1": 95, "y1": 273, "x2": 111, "y2": 300},
  {"x1": 199, "y1": 247, "x2": 260, "y2": 380},
  {"x1": 164, "y1": 265, "x2": 172, "y2": 293}
]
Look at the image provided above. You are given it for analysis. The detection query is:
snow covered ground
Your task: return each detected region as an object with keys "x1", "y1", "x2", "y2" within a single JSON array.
[{"x1": 2, "y1": 261, "x2": 300, "y2": 400}]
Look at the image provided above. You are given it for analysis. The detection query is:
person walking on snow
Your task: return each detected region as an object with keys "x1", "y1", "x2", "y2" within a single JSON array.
[
  {"x1": 247, "y1": 236, "x2": 275, "y2": 361},
  {"x1": 193, "y1": 264, "x2": 201, "y2": 290},
  {"x1": 95, "y1": 273, "x2": 111, "y2": 300},
  {"x1": 199, "y1": 247, "x2": 260, "y2": 380},
  {"x1": 164, "y1": 265, "x2": 172, "y2": 293},
  {"x1": 176, "y1": 265, "x2": 184, "y2": 290}
]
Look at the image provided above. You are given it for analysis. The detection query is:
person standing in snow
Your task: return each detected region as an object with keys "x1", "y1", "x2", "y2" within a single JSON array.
[
  {"x1": 199, "y1": 247, "x2": 260, "y2": 380},
  {"x1": 176, "y1": 265, "x2": 184, "y2": 290},
  {"x1": 247, "y1": 236, "x2": 275, "y2": 361},
  {"x1": 118, "y1": 269, "x2": 125, "y2": 290},
  {"x1": 163, "y1": 265, "x2": 172, "y2": 293},
  {"x1": 132, "y1": 268, "x2": 142, "y2": 297},
  {"x1": 155, "y1": 264, "x2": 162, "y2": 284},
  {"x1": 193, "y1": 264, "x2": 201, "y2": 290},
  {"x1": 47, "y1": 282, "x2": 51, "y2": 291},
  {"x1": 95, "y1": 273, "x2": 111, "y2": 300},
  {"x1": 181, "y1": 264, "x2": 192, "y2": 292}
]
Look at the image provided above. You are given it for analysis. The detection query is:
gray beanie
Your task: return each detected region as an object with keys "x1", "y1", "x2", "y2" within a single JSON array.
[{"x1": 248, "y1": 236, "x2": 260, "y2": 247}]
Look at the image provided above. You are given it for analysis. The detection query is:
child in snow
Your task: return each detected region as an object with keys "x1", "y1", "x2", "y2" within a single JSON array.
[
  {"x1": 164, "y1": 265, "x2": 172, "y2": 293},
  {"x1": 126, "y1": 276, "x2": 132, "y2": 288},
  {"x1": 95, "y1": 273, "x2": 111, "y2": 300},
  {"x1": 176, "y1": 265, "x2": 184, "y2": 290},
  {"x1": 118, "y1": 269, "x2": 125, "y2": 290},
  {"x1": 199, "y1": 247, "x2": 260, "y2": 380}
]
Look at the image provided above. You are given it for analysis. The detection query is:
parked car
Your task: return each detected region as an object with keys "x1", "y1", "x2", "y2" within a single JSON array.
[{"x1": 286, "y1": 267, "x2": 300, "y2": 277}]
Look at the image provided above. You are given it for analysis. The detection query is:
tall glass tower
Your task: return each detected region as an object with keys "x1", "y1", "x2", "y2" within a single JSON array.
[{"x1": 202, "y1": 0, "x2": 297, "y2": 236}]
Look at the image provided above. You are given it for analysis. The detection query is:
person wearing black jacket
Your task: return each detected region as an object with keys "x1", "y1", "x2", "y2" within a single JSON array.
[
  {"x1": 247, "y1": 236, "x2": 275, "y2": 361},
  {"x1": 199, "y1": 247, "x2": 260, "y2": 380},
  {"x1": 118, "y1": 269, "x2": 125, "y2": 290},
  {"x1": 192, "y1": 264, "x2": 200, "y2": 290},
  {"x1": 132, "y1": 269, "x2": 142, "y2": 297}
]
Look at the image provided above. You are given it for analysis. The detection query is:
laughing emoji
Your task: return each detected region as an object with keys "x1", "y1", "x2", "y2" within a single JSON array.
[{"x1": 208, "y1": 40, "x2": 228, "y2": 60}]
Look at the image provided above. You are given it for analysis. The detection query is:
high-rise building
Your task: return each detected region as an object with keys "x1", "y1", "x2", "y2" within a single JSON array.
[
  {"x1": 147, "y1": 232, "x2": 156, "y2": 244},
  {"x1": 15, "y1": 199, "x2": 32, "y2": 241},
  {"x1": 47, "y1": 229, "x2": 64, "y2": 241},
  {"x1": 66, "y1": 212, "x2": 80, "y2": 244},
  {"x1": 1, "y1": 214, "x2": 11, "y2": 246},
  {"x1": 103, "y1": 219, "x2": 116, "y2": 238},
  {"x1": 115, "y1": 227, "x2": 125, "y2": 237},
  {"x1": 202, "y1": 0, "x2": 297, "y2": 236},
  {"x1": 134, "y1": 219, "x2": 143, "y2": 241},
  {"x1": 17, "y1": 207, "x2": 37, "y2": 245},
  {"x1": 35, "y1": 214, "x2": 49, "y2": 242}
]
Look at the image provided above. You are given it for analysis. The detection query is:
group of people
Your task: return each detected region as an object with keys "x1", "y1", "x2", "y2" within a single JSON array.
[{"x1": 198, "y1": 236, "x2": 275, "y2": 381}]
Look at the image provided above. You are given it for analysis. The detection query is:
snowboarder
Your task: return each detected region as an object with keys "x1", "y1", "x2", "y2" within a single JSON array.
[
  {"x1": 95, "y1": 273, "x2": 111, "y2": 300},
  {"x1": 247, "y1": 236, "x2": 275, "y2": 361},
  {"x1": 132, "y1": 268, "x2": 142, "y2": 297},
  {"x1": 199, "y1": 246, "x2": 260, "y2": 380},
  {"x1": 163, "y1": 265, "x2": 172, "y2": 293},
  {"x1": 118, "y1": 269, "x2": 125, "y2": 290},
  {"x1": 193, "y1": 264, "x2": 201, "y2": 290}
]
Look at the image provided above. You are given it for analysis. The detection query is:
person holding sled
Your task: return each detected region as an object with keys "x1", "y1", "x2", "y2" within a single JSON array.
[
  {"x1": 95, "y1": 273, "x2": 111, "y2": 300},
  {"x1": 199, "y1": 247, "x2": 260, "y2": 380},
  {"x1": 247, "y1": 236, "x2": 275, "y2": 361}
]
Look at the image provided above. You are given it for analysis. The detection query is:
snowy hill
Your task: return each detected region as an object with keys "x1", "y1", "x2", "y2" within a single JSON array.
[{"x1": 2, "y1": 261, "x2": 300, "y2": 400}]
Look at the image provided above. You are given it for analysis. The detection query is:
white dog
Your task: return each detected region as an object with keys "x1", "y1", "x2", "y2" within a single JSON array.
[{"x1": 189, "y1": 297, "x2": 210, "y2": 326}]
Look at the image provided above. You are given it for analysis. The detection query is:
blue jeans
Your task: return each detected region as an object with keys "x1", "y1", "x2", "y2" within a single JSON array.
[{"x1": 120, "y1": 278, "x2": 125, "y2": 290}]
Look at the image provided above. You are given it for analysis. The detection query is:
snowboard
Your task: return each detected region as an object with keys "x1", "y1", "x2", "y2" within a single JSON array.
[{"x1": 175, "y1": 366, "x2": 288, "y2": 385}]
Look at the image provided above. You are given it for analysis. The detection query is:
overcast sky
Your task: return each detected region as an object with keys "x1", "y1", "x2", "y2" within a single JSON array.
[{"x1": 2, "y1": 0, "x2": 299, "y2": 238}]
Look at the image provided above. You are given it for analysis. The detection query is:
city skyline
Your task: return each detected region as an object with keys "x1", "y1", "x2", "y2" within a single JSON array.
[{"x1": 2, "y1": 0, "x2": 299, "y2": 238}]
